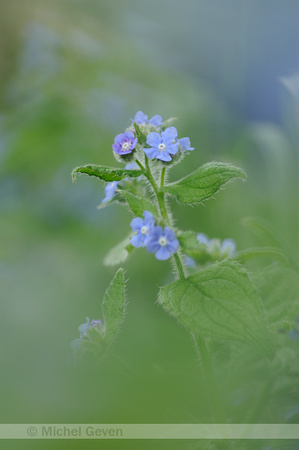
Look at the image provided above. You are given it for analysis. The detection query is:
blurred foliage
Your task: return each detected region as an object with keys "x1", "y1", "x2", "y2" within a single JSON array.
[{"x1": 1, "y1": 1, "x2": 299, "y2": 449}]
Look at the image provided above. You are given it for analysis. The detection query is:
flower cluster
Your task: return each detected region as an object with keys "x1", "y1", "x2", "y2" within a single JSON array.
[
  {"x1": 197, "y1": 233, "x2": 236, "y2": 258},
  {"x1": 71, "y1": 317, "x2": 103, "y2": 351},
  {"x1": 112, "y1": 110, "x2": 194, "y2": 163},
  {"x1": 130, "y1": 211, "x2": 179, "y2": 260}
]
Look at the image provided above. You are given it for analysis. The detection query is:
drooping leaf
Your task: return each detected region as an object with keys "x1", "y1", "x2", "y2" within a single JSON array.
[
  {"x1": 158, "y1": 259, "x2": 275, "y2": 357},
  {"x1": 242, "y1": 217, "x2": 284, "y2": 248},
  {"x1": 102, "y1": 268, "x2": 126, "y2": 342},
  {"x1": 103, "y1": 235, "x2": 134, "y2": 267},
  {"x1": 121, "y1": 190, "x2": 159, "y2": 217},
  {"x1": 161, "y1": 162, "x2": 246, "y2": 204},
  {"x1": 235, "y1": 247, "x2": 287, "y2": 264},
  {"x1": 72, "y1": 164, "x2": 144, "y2": 182}
]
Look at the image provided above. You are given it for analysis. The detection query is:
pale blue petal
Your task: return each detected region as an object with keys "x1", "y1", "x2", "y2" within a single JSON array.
[
  {"x1": 161, "y1": 127, "x2": 178, "y2": 145},
  {"x1": 149, "y1": 115, "x2": 163, "y2": 126},
  {"x1": 156, "y1": 151, "x2": 172, "y2": 162},
  {"x1": 143, "y1": 211, "x2": 154, "y2": 226},
  {"x1": 166, "y1": 142, "x2": 179, "y2": 155},
  {"x1": 179, "y1": 137, "x2": 194, "y2": 151},
  {"x1": 197, "y1": 233, "x2": 209, "y2": 245},
  {"x1": 130, "y1": 217, "x2": 143, "y2": 231},
  {"x1": 167, "y1": 238, "x2": 179, "y2": 253},
  {"x1": 143, "y1": 147, "x2": 159, "y2": 159},
  {"x1": 146, "y1": 132, "x2": 161, "y2": 147},
  {"x1": 155, "y1": 247, "x2": 171, "y2": 260},
  {"x1": 131, "y1": 233, "x2": 145, "y2": 248},
  {"x1": 133, "y1": 111, "x2": 148, "y2": 124}
]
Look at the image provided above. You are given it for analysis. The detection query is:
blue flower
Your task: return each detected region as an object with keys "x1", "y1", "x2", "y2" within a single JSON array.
[
  {"x1": 71, "y1": 317, "x2": 103, "y2": 351},
  {"x1": 130, "y1": 211, "x2": 155, "y2": 248},
  {"x1": 179, "y1": 137, "x2": 194, "y2": 151},
  {"x1": 144, "y1": 127, "x2": 179, "y2": 162},
  {"x1": 102, "y1": 181, "x2": 118, "y2": 204},
  {"x1": 220, "y1": 239, "x2": 236, "y2": 257},
  {"x1": 197, "y1": 233, "x2": 210, "y2": 246},
  {"x1": 132, "y1": 111, "x2": 163, "y2": 127},
  {"x1": 112, "y1": 131, "x2": 137, "y2": 155},
  {"x1": 146, "y1": 226, "x2": 179, "y2": 260}
]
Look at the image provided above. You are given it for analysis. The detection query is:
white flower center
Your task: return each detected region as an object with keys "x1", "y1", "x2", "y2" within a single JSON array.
[
  {"x1": 122, "y1": 142, "x2": 130, "y2": 150},
  {"x1": 158, "y1": 236, "x2": 168, "y2": 247},
  {"x1": 141, "y1": 226, "x2": 148, "y2": 235},
  {"x1": 158, "y1": 143, "x2": 166, "y2": 152}
]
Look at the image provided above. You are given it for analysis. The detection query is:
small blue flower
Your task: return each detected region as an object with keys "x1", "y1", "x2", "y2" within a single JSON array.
[
  {"x1": 179, "y1": 137, "x2": 194, "y2": 151},
  {"x1": 130, "y1": 211, "x2": 155, "y2": 248},
  {"x1": 102, "y1": 181, "x2": 118, "y2": 203},
  {"x1": 71, "y1": 317, "x2": 103, "y2": 351},
  {"x1": 220, "y1": 239, "x2": 236, "y2": 257},
  {"x1": 125, "y1": 162, "x2": 139, "y2": 170},
  {"x1": 146, "y1": 226, "x2": 179, "y2": 260},
  {"x1": 132, "y1": 111, "x2": 163, "y2": 127},
  {"x1": 197, "y1": 233, "x2": 210, "y2": 246},
  {"x1": 112, "y1": 131, "x2": 137, "y2": 155},
  {"x1": 144, "y1": 127, "x2": 179, "y2": 162}
]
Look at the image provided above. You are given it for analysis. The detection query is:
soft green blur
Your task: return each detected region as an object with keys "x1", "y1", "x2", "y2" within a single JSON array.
[{"x1": 1, "y1": 1, "x2": 299, "y2": 449}]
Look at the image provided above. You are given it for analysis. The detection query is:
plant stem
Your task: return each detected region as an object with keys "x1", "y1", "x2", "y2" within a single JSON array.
[
  {"x1": 135, "y1": 157, "x2": 186, "y2": 280},
  {"x1": 193, "y1": 334, "x2": 227, "y2": 424}
]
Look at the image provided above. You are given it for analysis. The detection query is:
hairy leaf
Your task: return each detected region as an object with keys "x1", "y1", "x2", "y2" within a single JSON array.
[
  {"x1": 252, "y1": 264, "x2": 299, "y2": 331},
  {"x1": 161, "y1": 162, "x2": 246, "y2": 204},
  {"x1": 158, "y1": 259, "x2": 275, "y2": 356},
  {"x1": 102, "y1": 268, "x2": 126, "y2": 342},
  {"x1": 72, "y1": 164, "x2": 144, "y2": 182},
  {"x1": 121, "y1": 190, "x2": 159, "y2": 217},
  {"x1": 103, "y1": 235, "x2": 134, "y2": 267}
]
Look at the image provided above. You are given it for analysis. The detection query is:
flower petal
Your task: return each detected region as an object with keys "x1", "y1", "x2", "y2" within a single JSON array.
[
  {"x1": 179, "y1": 137, "x2": 194, "y2": 151},
  {"x1": 161, "y1": 127, "x2": 178, "y2": 145},
  {"x1": 131, "y1": 233, "x2": 145, "y2": 248},
  {"x1": 156, "y1": 151, "x2": 172, "y2": 162},
  {"x1": 166, "y1": 142, "x2": 179, "y2": 155},
  {"x1": 146, "y1": 132, "x2": 161, "y2": 147},
  {"x1": 155, "y1": 246, "x2": 171, "y2": 260},
  {"x1": 130, "y1": 217, "x2": 143, "y2": 231},
  {"x1": 133, "y1": 111, "x2": 148, "y2": 124},
  {"x1": 149, "y1": 115, "x2": 163, "y2": 126},
  {"x1": 166, "y1": 238, "x2": 179, "y2": 253},
  {"x1": 143, "y1": 147, "x2": 159, "y2": 159}
]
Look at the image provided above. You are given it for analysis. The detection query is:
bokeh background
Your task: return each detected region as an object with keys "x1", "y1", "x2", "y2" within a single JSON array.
[{"x1": 1, "y1": 0, "x2": 299, "y2": 449}]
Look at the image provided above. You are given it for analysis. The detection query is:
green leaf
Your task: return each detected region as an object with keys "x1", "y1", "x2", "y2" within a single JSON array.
[
  {"x1": 158, "y1": 259, "x2": 275, "y2": 357},
  {"x1": 102, "y1": 268, "x2": 126, "y2": 342},
  {"x1": 252, "y1": 264, "x2": 299, "y2": 331},
  {"x1": 103, "y1": 235, "x2": 134, "y2": 267},
  {"x1": 235, "y1": 247, "x2": 287, "y2": 264},
  {"x1": 133, "y1": 122, "x2": 146, "y2": 144},
  {"x1": 161, "y1": 162, "x2": 247, "y2": 204},
  {"x1": 72, "y1": 164, "x2": 144, "y2": 182},
  {"x1": 121, "y1": 190, "x2": 159, "y2": 217}
]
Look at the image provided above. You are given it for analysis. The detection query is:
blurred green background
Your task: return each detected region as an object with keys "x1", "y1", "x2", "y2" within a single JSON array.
[{"x1": 1, "y1": 0, "x2": 299, "y2": 449}]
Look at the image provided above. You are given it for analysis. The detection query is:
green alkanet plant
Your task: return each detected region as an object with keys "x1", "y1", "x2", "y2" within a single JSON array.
[{"x1": 72, "y1": 110, "x2": 279, "y2": 427}]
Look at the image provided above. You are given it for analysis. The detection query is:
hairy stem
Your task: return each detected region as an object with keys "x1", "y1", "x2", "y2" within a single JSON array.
[
  {"x1": 135, "y1": 158, "x2": 185, "y2": 280},
  {"x1": 193, "y1": 334, "x2": 227, "y2": 424}
]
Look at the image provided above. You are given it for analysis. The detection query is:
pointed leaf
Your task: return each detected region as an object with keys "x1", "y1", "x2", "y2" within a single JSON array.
[
  {"x1": 158, "y1": 259, "x2": 275, "y2": 357},
  {"x1": 102, "y1": 268, "x2": 126, "y2": 342},
  {"x1": 121, "y1": 190, "x2": 159, "y2": 217},
  {"x1": 103, "y1": 235, "x2": 134, "y2": 267},
  {"x1": 162, "y1": 162, "x2": 246, "y2": 204},
  {"x1": 72, "y1": 164, "x2": 144, "y2": 182},
  {"x1": 235, "y1": 247, "x2": 287, "y2": 264}
]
